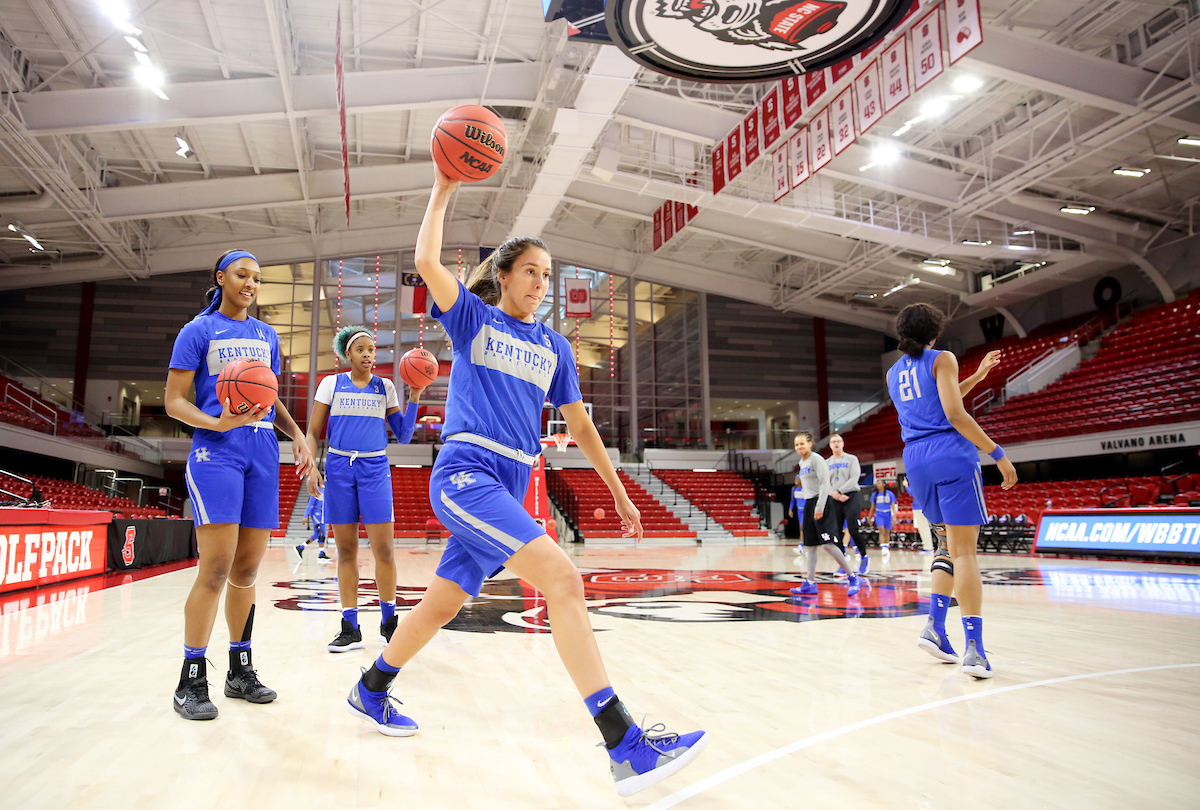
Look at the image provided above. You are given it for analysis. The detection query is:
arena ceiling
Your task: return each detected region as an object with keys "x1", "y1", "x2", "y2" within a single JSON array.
[{"x1": 0, "y1": 0, "x2": 1197, "y2": 333}]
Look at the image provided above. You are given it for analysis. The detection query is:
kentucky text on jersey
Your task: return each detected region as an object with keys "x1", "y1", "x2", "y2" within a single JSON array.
[{"x1": 474, "y1": 328, "x2": 556, "y2": 387}]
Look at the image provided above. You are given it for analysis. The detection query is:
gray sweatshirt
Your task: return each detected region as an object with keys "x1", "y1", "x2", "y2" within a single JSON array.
[
  {"x1": 796, "y1": 452, "x2": 830, "y2": 513},
  {"x1": 827, "y1": 452, "x2": 861, "y2": 494}
]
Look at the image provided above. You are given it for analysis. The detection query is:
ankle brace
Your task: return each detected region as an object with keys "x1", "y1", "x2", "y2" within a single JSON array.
[{"x1": 594, "y1": 697, "x2": 636, "y2": 749}]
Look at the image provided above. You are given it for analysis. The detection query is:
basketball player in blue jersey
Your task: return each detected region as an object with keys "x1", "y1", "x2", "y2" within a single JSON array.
[
  {"x1": 305, "y1": 326, "x2": 422, "y2": 652},
  {"x1": 297, "y1": 491, "x2": 330, "y2": 560},
  {"x1": 870, "y1": 479, "x2": 898, "y2": 549},
  {"x1": 166, "y1": 249, "x2": 318, "y2": 720},
  {"x1": 342, "y1": 169, "x2": 707, "y2": 798},
  {"x1": 887, "y1": 304, "x2": 1013, "y2": 679}
]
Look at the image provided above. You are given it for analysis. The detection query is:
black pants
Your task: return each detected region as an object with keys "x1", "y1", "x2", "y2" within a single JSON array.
[
  {"x1": 829, "y1": 490, "x2": 868, "y2": 556},
  {"x1": 802, "y1": 497, "x2": 839, "y2": 546}
]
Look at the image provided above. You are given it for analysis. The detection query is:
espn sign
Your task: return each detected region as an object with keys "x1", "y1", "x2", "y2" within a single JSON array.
[{"x1": 0, "y1": 509, "x2": 111, "y2": 594}]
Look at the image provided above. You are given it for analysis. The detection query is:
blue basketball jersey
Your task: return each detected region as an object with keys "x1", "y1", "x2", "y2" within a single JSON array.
[
  {"x1": 169, "y1": 310, "x2": 280, "y2": 424},
  {"x1": 315, "y1": 372, "x2": 399, "y2": 452},
  {"x1": 433, "y1": 281, "x2": 581, "y2": 455},
  {"x1": 872, "y1": 490, "x2": 896, "y2": 510},
  {"x1": 887, "y1": 349, "x2": 956, "y2": 443}
]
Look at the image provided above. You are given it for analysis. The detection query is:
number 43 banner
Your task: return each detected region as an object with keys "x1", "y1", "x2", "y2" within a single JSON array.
[{"x1": 565, "y1": 278, "x2": 592, "y2": 318}]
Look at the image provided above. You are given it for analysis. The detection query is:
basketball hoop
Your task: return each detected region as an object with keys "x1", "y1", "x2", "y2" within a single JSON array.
[{"x1": 552, "y1": 432, "x2": 571, "y2": 453}]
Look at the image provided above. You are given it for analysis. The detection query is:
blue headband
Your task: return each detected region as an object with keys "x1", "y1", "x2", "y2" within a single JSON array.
[{"x1": 201, "y1": 250, "x2": 260, "y2": 314}]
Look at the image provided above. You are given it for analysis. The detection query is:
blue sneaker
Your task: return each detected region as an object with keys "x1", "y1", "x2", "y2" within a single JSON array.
[
  {"x1": 789, "y1": 581, "x2": 818, "y2": 596},
  {"x1": 917, "y1": 621, "x2": 959, "y2": 663},
  {"x1": 858, "y1": 554, "x2": 870, "y2": 575},
  {"x1": 962, "y1": 640, "x2": 994, "y2": 679},
  {"x1": 345, "y1": 676, "x2": 418, "y2": 737},
  {"x1": 608, "y1": 722, "x2": 709, "y2": 797},
  {"x1": 846, "y1": 575, "x2": 862, "y2": 597}
]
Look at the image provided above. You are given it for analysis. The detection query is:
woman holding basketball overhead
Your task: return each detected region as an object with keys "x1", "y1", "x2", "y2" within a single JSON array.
[
  {"x1": 342, "y1": 166, "x2": 707, "y2": 798},
  {"x1": 887, "y1": 304, "x2": 1015, "y2": 679},
  {"x1": 166, "y1": 249, "x2": 317, "y2": 720},
  {"x1": 305, "y1": 326, "x2": 423, "y2": 652}
]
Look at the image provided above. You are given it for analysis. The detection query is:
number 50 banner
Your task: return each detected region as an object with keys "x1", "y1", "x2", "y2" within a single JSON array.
[{"x1": 565, "y1": 278, "x2": 592, "y2": 318}]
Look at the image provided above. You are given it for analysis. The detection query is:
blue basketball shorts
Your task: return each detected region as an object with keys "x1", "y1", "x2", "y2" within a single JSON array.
[
  {"x1": 184, "y1": 425, "x2": 280, "y2": 529},
  {"x1": 875, "y1": 510, "x2": 893, "y2": 530},
  {"x1": 903, "y1": 434, "x2": 988, "y2": 527},
  {"x1": 324, "y1": 454, "x2": 394, "y2": 525},
  {"x1": 430, "y1": 441, "x2": 546, "y2": 597}
]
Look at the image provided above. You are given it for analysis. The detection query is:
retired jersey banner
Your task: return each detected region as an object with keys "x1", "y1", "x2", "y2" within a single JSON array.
[
  {"x1": 831, "y1": 88, "x2": 856, "y2": 154},
  {"x1": 790, "y1": 127, "x2": 810, "y2": 188},
  {"x1": 854, "y1": 59, "x2": 884, "y2": 134},
  {"x1": 781, "y1": 75, "x2": 803, "y2": 129},
  {"x1": 947, "y1": 0, "x2": 983, "y2": 63},
  {"x1": 662, "y1": 200, "x2": 676, "y2": 242},
  {"x1": 652, "y1": 206, "x2": 663, "y2": 250},
  {"x1": 761, "y1": 86, "x2": 782, "y2": 149},
  {"x1": 565, "y1": 277, "x2": 592, "y2": 318},
  {"x1": 804, "y1": 69, "x2": 829, "y2": 108},
  {"x1": 743, "y1": 107, "x2": 761, "y2": 166},
  {"x1": 726, "y1": 126, "x2": 743, "y2": 183},
  {"x1": 912, "y1": 8, "x2": 944, "y2": 90},
  {"x1": 830, "y1": 56, "x2": 854, "y2": 82},
  {"x1": 674, "y1": 201, "x2": 686, "y2": 232},
  {"x1": 712, "y1": 141, "x2": 726, "y2": 194},
  {"x1": 810, "y1": 108, "x2": 833, "y2": 172},
  {"x1": 882, "y1": 37, "x2": 911, "y2": 112},
  {"x1": 773, "y1": 146, "x2": 790, "y2": 201}
]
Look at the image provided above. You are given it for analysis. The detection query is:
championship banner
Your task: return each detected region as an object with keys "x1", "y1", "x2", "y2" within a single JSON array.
[
  {"x1": 854, "y1": 59, "x2": 884, "y2": 134},
  {"x1": 831, "y1": 88, "x2": 856, "y2": 154},
  {"x1": 804, "y1": 69, "x2": 829, "y2": 108},
  {"x1": 789, "y1": 127, "x2": 810, "y2": 189},
  {"x1": 674, "y1": 200, "x2": 686, "y2": 232},
  {"x1": 726, "y1": 126, "x2": 743, "y2": 183},
  {"x1": 564, "y1": 277, "x2": 592, "y2": 318},
  {"x1": 772, "y1": 146, "x2": 790, "y2": 201},
  {"x1": 947, "y1": 0, "x2": 983, "y2": 63},
  {"x1": 810, "y1": 108, "x2": 833, "y2": 172},
  {"x1": 743, "y1": 106, "x2": 761, "y2": 166},
  {"x1": 912, "y1": 8, "x2": 944, "y2": 90},
  {"x1": 711, "y1": 141, "x2": 726, "y2": 194},
  {"x1": 652, "y1": 206, "x2": 663, "y2": 250},
  {"x1": 0, "y1": 509, "x2": 111, "y2": 595},
  {"x1": 882, "y1": 36, "x2": 911, "y2": 112},
  {"x1": 662, "y1": 200, "x2": 676, "y2": 241},
  {"x1": 399, "y1": 273, "x2": 428, "y2": 314},
  {"x1": 781, "y1": 75, "x2": 803, "y2": 129},
  {"x1": 1035, "y1": 509, "x2": 1200, "y2": 560},
  {"x1": 761, "y1": 86, "x2": 782, "y2": 149}
]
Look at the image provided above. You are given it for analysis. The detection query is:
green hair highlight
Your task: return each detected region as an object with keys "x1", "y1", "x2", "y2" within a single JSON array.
[{"x1": 334, "y1": 325, "x2": 374, "y2": 363}]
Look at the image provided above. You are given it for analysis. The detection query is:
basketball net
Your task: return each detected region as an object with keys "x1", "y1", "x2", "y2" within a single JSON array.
[{"x1": 552, "y1": 432, "x2": 571, "y2": 453}]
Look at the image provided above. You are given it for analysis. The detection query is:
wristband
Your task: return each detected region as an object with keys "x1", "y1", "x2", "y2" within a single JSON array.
[{"x1": 988, "y1": 445, "x2": 1006, "y2": 461}]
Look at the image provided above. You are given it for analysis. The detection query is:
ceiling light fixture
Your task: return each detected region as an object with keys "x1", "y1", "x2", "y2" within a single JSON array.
[
  {"x1": 7, "y1": 222, "x2": 45, "y2": 251},
  {"x1": 174, "y1": 132, "x2": 195, "y2": 158},
  {"x1": 1012, "y1": 229, "x2": 1035, "y2": 235},
  {"x1": 961, "y1": 239, "x2": 992, "y2": 246},
  {"x1": 1060, "y1": 205, "x2": 1095, "y2": 215},
  {"x1": 98, "y1": 0, "x2": 141, "y2": 34},
  {"x1": 1177, "y1": 136, "x2": 1200, "y2": 146},
  {"x1": 922, "y1": 258, "x2": 950, "y2": 266},
  {"x1": 952, "y1": 75, "x2": 983, "y2": 93},
  {"x1": 1112, "y1": 167, "x2": 1150, "y2": 177}
]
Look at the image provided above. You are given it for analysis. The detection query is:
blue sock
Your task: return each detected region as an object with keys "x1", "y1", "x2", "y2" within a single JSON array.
[
  {"x1": 184, "y1": 644, "x2": 206, "y2": 659},
  {"x1": 380, "y1": 600, "x2": 396, "y2": 623},
  {"x1": 930, "y1": 594, "x2": 951, "y2": 633},
  {"x1": 962, "y1": 615, "x2": 984, "y2": 655},
  {"x1": 230, "y1": 639, "x2": 251, "y2": 652},
  {"x1": 343, "y1": 608, "x2": 358, "y2": 628},
  {"x1": 584, "y1": 686, "x2": 616, "y2": 718}
]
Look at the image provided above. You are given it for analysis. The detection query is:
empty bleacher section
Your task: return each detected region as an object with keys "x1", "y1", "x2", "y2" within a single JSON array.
[
  {"x1": 0, "y1": 371, "x2": 128, "y2": 453},
  {"x1": 652, "y1": 470, "x2": 769, "y2": 537},
  {"x1": 978, "y1": 295, "x2": 1200, "y2": 444},
  {"x1": 273, "y1": 467, "x2": 304, "y2": 537},
  {"x1": 547, "y1": 468, "x2": 695, "y2": 540},
  {"x1": 0, "y1": 470, "x2": 166, "y2": 518}
]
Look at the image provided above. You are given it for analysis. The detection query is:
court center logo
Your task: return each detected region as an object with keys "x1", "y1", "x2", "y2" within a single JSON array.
[{"x1": 606, "y1": 0, "x2": 914, "y2": 83}]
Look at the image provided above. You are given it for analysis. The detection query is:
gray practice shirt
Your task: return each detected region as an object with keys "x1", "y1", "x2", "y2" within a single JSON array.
[
  {"x1": 827, "y1": 452, "x2": 862, "y2": 494},
  {"x1": 796, "y1": 452, "x2": 830, "y2": 513}
]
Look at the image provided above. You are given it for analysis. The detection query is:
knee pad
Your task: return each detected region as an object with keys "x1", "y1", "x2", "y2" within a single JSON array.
[{"x1": 931, "y1": 551, "x2": 953, "y2": 577}]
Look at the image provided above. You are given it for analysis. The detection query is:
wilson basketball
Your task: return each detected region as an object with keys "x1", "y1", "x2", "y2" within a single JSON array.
[
  {"x1": 431, "y1": 105, "x2": 507, "y2": 183},
  {"x1": 594, "y1": 508, "x2": 605, "y2": 520},
  {"x1": 399, "y1": 348, "x2": 439, "y2": 388},
  {"x1": 216, "y1": 359, "x2": 278, "y2": 415}
]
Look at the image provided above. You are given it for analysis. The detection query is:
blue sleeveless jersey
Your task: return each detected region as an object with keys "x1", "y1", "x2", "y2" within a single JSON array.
[
  {"x1": 434, "y1": 281, "x2": 581, "y2": 456},
  {"x1": 314, "y1": 372, "x2": 399, "y2": 452},
  {"x1": 887, "y1": 349, "x2": 957, "y2": 443},
  {"x1": 169, "y1": 310, "x2": 280, "y2": 426}
]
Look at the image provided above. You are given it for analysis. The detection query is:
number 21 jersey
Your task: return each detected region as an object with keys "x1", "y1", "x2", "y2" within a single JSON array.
[{"x1": 887, "y1": 349, "x2": 955, "y2": 443}]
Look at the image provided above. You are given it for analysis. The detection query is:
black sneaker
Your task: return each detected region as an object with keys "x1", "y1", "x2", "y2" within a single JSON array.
[
  {"x1": 224, "y1": 668, "x2": 278, "y2": 703},
  {"x1": 328, "y1": 618, "x2": 364, "y2": 652},
  {"x1": 174, "y1": 659, "x2": 218, "y2": 720},
  {"x1": 380, "y1": 615, "x2": 398, "y2": 643}
]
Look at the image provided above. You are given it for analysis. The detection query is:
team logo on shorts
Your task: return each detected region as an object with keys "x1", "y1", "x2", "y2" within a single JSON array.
[
  {"x1": 450, "y1": 472, "x2": 476, "y2": 490},
  {"x1": 194, "y1": 448, "x2": 211, "y2": 462}
]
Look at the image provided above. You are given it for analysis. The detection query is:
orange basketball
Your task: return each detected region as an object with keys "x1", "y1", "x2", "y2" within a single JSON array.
[
  {"x1": 594, "y1": 508, "x2": 605, "y2": 520},
  {"x1": 216, "y1": 359, "x2": 277, "y2": 415},
  {"x1": 399, "y1": 348, "x2": 439, "y2": 388},
  {"x1": 431, "y1": 105, "x2": 507, "y2": 182}
]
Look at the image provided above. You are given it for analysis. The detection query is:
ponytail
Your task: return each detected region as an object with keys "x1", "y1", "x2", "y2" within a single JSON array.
[
  {"x1": 201, "y1": 249, "x2": 259, "y2": 315},
  {"x1": 467, "y1": 236, "x2": 549, "y2": 306},
  {"x1": 894, "y1": 303, "x2": 946, "y2": 358}
]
